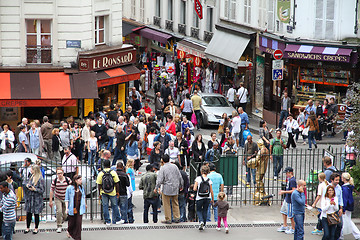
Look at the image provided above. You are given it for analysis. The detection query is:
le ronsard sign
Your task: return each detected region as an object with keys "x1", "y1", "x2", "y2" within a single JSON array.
[{"x1": 78, "y1": 47, "x2": 136, "y2": 71}]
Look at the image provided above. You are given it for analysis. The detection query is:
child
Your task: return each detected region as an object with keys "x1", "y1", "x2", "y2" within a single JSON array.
[
  {"x1": 214, "y1": 192, "x2": 229, "y2": 233},
  {"x1": 126, "y1": 159, "x2": 136, "y2": 191},
  {"x1": 187, "y1": 184, "x2": 196, "y2": 222},
  {"x1": 88, "y1": 130, "x2": 98, "y2": 165}
]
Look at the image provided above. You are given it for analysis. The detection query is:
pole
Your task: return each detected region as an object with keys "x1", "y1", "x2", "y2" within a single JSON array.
[{"x1": 276, "y1": 81, "x2": 279, "y2": 129}]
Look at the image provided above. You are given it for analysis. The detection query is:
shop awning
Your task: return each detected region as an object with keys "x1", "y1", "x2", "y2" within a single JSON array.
[
  {"x1": 284, "y1": 44, "x2": 354, "y2": 63},
  {"x1": 177, "y1": 39, "x2": 206, "y2": 58},
  {"x1": 205, "y1": 29, "x2": 250, "y2": 68},
  {"x1": 138, "y1": 28, "x2": 172, "y2": 44},
  {"x1": 0, "y1": 72, "x2": 98, "y2": 101},
  {"x1": 96, "y1": 65, "x2": 141, "y2": 87}
]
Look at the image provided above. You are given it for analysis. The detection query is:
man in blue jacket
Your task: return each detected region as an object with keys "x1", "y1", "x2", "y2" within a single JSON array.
[
  {"x1": 154, "y1": 127, "x2": 171, "y2": 152},
  {"x1": 291, "y1": 180, "x2": 306, "y2": 240}
]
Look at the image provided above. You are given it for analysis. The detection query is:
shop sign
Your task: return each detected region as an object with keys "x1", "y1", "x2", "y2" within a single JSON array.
[
  {"x1": 277, "y1": 0, "x2": 291, "y2": 24},
  {"x1": 285, "y1": 52, "x2": 350, "y2": 63},
  {"x1": 79, "y1": 48, "x2": 136, "y2": 71},
  {"x1": 193, "y1": 56, "x2": 202, "y2": 67},
  {"x1": 177, "y1": 44, "x2": 206, "y2": 58},
  {"x1": 194, "y1": 0, "x2": 203, "y2": 19},
  {"x1": 177, "y1": 50, "x2": 186, "y2": 59}
]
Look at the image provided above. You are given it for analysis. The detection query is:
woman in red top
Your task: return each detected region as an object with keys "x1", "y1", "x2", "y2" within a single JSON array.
[
  {"x1": 141, "y1": 101, "x2": 153, "y2": 115},
  {"x1": 165, "y1": 114, "x2": 176, "y2": 136}
]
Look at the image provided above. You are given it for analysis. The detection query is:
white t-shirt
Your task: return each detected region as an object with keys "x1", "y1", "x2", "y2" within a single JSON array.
[
  {"x1": 316, "y1": 181, "x2": 328, "y2": 209},
  {"x1": 231, "y1": 116, "x2": 242, "y2": 133},
  {"x1": 89, "y1": 137, "x2": 97, "y2": 150},
  {"x1": 138, "y1": 122, "x2": 147, "y2": 140},
  {"x1": 147, "y1": 134, "x2": 156, "y2": 149},
  {"x1": 237, "y1": 87, "x2": 248, "y2": 103},
  {"x1": 227, "y1": 88, "x2": 236, "y2": 102},
  {"x1": 165, "y1": 147, "x2": 180, "y2": 162},
  {"x1": 195, "y1": 176, "x2": 213, "y2": 200}
]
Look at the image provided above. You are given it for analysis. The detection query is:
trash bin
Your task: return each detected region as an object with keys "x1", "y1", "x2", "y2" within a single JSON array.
[
  {"x1": 189, "y1": 158, "x2": 221, "y2": 184},
  {"x1": 219, "y1": 155, "x2": 238, "y2": 186}
]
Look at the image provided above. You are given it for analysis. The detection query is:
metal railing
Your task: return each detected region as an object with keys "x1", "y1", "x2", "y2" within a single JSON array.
[{"x1": 26, "y1": 45, "x2": 52, "y2": 64}]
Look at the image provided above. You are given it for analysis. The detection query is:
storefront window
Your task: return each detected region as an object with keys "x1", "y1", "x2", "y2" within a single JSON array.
[
  {"x1": 26, "y1": 19, "x2": 52, "y2": 64},
  {"x1": 95, "y1": 16, "x2": 106, "y2": 45}
]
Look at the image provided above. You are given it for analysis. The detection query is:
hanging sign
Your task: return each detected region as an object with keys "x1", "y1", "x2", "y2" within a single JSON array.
[{"x1": 194, "y1": 0, "x2": 203, "y2": 19}]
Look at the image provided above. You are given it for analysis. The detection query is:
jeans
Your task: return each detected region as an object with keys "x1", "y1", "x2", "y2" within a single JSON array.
[
  {"x1": 194, "y1": 110, "x2": 201, "y2": 129},
  {"x1": 118, "y1": 195, "x2": 128, "y2": 222},
  {"x1": 101, "y1": 194, "x2": 121, "y2": 224},
  {"x1": 321, "y1": 217, "x2": 336, "y2": 240},
  {"x1": 294, "y1": 214, "x2": 304, "y2": 240},
  {"x1": 279, "y1": 110, "x2": 289, "y2": 129},
  {"x1": 196, "y1": 198, "x2": 210, "y2": 225},
  {"x1": 143, "y1": 197, "x2": 158, "y2": 223},
  {"x1": 106, "y1": 137, "x2": 114, "y2": 152},
  {"x1": 273, "y1": 155, "x2": 283, "y2": 177},
  {"x1": 308, "y1": 131, "x2": 317, "y2": 149},
  {"x1": 178, "y1": 194, "x2": 187, "y2": 222},
  {"x1": 207, "y1": 200, "x2": 218, "y2": 222},
  {"x1": 88, "y1": 149, "x2": 96, "y2": 165},
  {"x1": 246, "y1": 167, "x2": 256, "y2": 185},
  {"x1": 335, "y1": 214, "x2": 342, "y2": 240},
  {"x1": 2, "y1": 221, "x2": 15, "y2": 240},
  {"x1": 127, "y1": 196, "x2": 134, "y2": 223},
  {"x1": 113, "y1": 148, "x2": 127, "y2": 166}
]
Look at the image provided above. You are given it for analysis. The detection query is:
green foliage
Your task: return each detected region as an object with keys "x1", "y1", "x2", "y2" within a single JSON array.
[
  {"x1": 349, "y1": 164, "x2": 360, "y2": 194},
  {"x1": 344, "y1": 83, "x2": 360, "y2": 151}
]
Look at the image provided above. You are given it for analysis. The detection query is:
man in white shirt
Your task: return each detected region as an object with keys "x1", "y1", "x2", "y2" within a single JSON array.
[
  {"x1": 226, "y1": 86, "x2": 236, "y2": 107},
  {"x1": 165, "y1": 141, "x2": 180, "y2": 163},
  {"x1": 137, "y1": 117, "x2": 147, "y2": 154},
  {"x1": 231, "y1": 111, "x2": 242, "y2": 147},
  {"x1": 236, "y1": 82, "x2": 248, "y2": 111},
  {"x1": 62, "y1": 147, "x2": 78, "y2": 180},
  {"x1": 284, "y1": 114, "x2": 299, "y2": 149}
]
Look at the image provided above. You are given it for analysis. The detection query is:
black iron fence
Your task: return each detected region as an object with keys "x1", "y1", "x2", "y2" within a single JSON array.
[{"x1": 1, "y1": 146, "x2": 350, "y2": 222}]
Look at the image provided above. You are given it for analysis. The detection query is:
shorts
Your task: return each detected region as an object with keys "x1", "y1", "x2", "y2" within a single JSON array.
[
  {"x1": 233, "y1": 132, "x2": 240, "y2": 140},
  {"x1": 280, "y1": 199, "x2": 288, "y2": 215},
  {"x1": 287, "y1": 203, "x2": 294, "y2": 219}
]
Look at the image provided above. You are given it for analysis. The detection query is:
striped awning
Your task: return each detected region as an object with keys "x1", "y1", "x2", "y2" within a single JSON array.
[
  {"x1": 96, "y1": 65, "x2": 141, "y2": 87},
  {"x1": 0, "y1": 71, "x2": 98, "y2": 101},
  {"x1": 285, "y1": 44, "x2": 353, "y2": 55}
]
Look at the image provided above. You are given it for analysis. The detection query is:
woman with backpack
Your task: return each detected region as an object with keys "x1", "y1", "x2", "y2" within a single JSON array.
[
  {"x1": 193, "y1": 165, "x2": 214, "y2": 231},
  {"x1": 341, "y1": 172, "x2": 360, "y2": 239}
]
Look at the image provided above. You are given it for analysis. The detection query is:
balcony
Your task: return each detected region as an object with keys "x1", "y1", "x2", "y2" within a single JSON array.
[
  {"x1": 165, "y1": 20, "x2": 173, "y2": 31},
  {"x1": 178, "y1": 23, "x2": 186, "y2": 35},
  {"x1": 190, "y1": 27, "x2": 200, "y2": 39},
  {"x1": 26, "y1": 45, "x2": 52, "y2": 64},
  {"x1": 204, "y1": 31, "x2": 214, "y2": 42},
  {"x1": 154, "y1": 16, "x2": 161, "y2": 28}
]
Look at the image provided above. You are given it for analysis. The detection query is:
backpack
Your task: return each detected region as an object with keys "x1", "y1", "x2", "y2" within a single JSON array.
[
  {"x1": 101, "y1": 170, "x2": 115, "y2": 193},
  {"x1": 325, "y1": 167, "x2": 344, "y2": 186},
  {"x1": 54, "y1": 177, "x2": 70, "y2": 187},
  {"x1": 198, "y1": 176, "x2": 210, "y2": 198}
]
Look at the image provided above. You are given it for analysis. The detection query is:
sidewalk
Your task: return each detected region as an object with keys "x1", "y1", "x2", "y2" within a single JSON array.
[{"x1": 146, "y1": 88, "x2": 344, "y2": 145}]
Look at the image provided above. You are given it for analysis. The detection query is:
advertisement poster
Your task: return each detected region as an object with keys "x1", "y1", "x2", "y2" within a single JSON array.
[
  {"x1": 1, "y1": 107, "x2": 18, "y2": 121},
  {"x1": 277, "y1": 0, "x2": 291, "y2": 23}
]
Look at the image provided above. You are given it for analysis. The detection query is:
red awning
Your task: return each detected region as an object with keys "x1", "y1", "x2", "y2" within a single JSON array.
[
  {"x1": 0, "y1": 71, "x2": 98, "y2": 107},
  {"x1": 96, "y1": 65, "x2": 141, "y2": 87}
]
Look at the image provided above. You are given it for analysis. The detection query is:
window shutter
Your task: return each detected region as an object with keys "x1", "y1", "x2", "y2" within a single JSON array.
[
  {"x1": 244, "y1": 0, "x2": 248, "y2": 23},
  {"x1": 248, "y1": 0, "x2": 251, "y2": 24},
  {"x1": 230, "y1": 0, "x2": 237, "y2": 20},
  {"x1": 325, "y1": 0, "x2": 335, "y2": 39},
  {"x1": 224, "y1": 0, "x2": 230, "y2": 18},
  {"x1": 259, "y1": 0, "x2": 266, "y2": 28},
  {"x1": 267, "y1": 0, "x2": 274, "y2": 31},
  {"x1": 315, "y1": 0, "x2": 324, "y2": 39}
]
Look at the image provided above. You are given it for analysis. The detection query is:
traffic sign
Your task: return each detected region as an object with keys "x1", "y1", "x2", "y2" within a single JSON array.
[
  {"x1": 272, "y1": 60, "x2": 284, "y2": 69},
  {"x1": 194, "y1": 0, "x2": 203, "y2": 19},
  {"x1": 272, "y1": 69, "x2": 283, "y2": 80},
  {"x1": 273, "y1": 49, "x2": 283, "y2": 60}
]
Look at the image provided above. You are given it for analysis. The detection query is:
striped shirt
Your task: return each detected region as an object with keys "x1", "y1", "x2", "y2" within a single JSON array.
[
  {"x1": 51, "y1": 177, "x2": 71, "y2": 200},
  {"x1": 0, "y1": 190, "x2": 17, "y2": 222}
]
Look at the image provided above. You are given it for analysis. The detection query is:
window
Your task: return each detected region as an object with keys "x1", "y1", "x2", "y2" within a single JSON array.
[
  {"x1": 168, "y1": 0, "x2": 173, "y2": 20},
  {"x1": 207, "y1": 7, "x2": 214, "y2": 32},
  {"x1": 258, "y1": 0, "x2": 266, "y2": 28},
  {"x1": 193, "y1": 8, "x2": 199, "y2": 28},
  {"x1": 156, "y1": 0, "x2": 161, "y2": 17},
  {"x1": 180, "y1": 0, "x2": 186, "y2": 24},
  {"x1": 224, "y1": 0, "x2": 236, "y2": 20},
  {"x1": 131, "y1": 0, "x2": 136, "y2": 19},
  {"x1": 267, "y1": 0, "x2": 275, "y2": 31},
  {"x1": 95, "y1": 16, "x2": 105, "y2": 45},
  {"x1": 315, "y1": 0, "x2": 335, "y2": 39},
  {"x1": 140, "y1": 0, "x2": 145, "y2": 22},
  {"x1": 26, "y1": 19, "x2": 52, "y2": 64},
  {"x1": 244, "y1": 0, "x2": 251, "y2": 24},
  {"x1": 224, "y1": 0, "x2": 229, "y2": 18}
]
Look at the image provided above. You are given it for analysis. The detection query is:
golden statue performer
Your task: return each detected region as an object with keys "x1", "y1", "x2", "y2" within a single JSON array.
[{"x1": 247, "y1": 139, "x2": 270, "y2": 205}]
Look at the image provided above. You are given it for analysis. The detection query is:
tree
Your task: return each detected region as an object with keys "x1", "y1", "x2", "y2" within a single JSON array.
[{"x1": 344, "y1": 82, "x2": 360, "y2": 150}]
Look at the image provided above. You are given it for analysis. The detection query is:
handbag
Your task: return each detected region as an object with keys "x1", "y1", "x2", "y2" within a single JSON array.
[
  {"x1": 218, "y1": 125, "x2": 224, "y2": 134},
  {"x1": 302, "y1": 127, "x2": 309, "y2": 136},
  {"x1": 327, "y1": 212, "x2": 340, "y2": 226},
  {"x1": 191, "y1": 113, "x2": 198, "y2": 125}
]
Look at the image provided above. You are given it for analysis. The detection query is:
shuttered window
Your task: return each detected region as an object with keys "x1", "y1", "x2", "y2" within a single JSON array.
[
  {"x1": 267, "y1": 0, "x2": 274, "y2": 31},
  {"x1": 259, "y1": 0, "x2": 266, "y2": 28},
  {"x1": 244, "y1": 0, "x2": 251, "y2": 24},
  {"x1": 315, "y1": 0, "x2": 335, "y2": 39}
]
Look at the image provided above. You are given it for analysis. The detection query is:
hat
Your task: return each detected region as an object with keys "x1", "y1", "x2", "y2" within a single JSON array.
[{"x1": 283, "y1": 167, "x2": 293, "y2": 173}]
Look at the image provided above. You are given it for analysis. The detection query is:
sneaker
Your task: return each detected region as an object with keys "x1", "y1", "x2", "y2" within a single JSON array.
[
  {"x1": 199, "y1": 222, "x2": 204, "y2": 230},
  {"x1": 311, "y1": 229, "x2": 323, "y2": 235},
  {"x1": 277, "y1": 226, "x2": 288, "y2": 232},
  {"x1": 216, "y1": 227, "x2": 221, "y2": 231},
  {"x1": 56, "y1": 228, "x2": 62, "y2": 233},
  {"x1": 116, "y1": 220, "x2": 125, "y2": 224},
  {"x1": 105, "y1": 223, "x2": 111, "y2": 226},
  {"x1": 303, "y1": 142, "x2": 306, "y2": 145},
  {"x1": 285, "y1": 229, "x2": 295, "y2": 234},
  {"x1": 274, "y1": 176, "x2": 278, "y2": 181},
  {"x1": 314, "y1": 143, "x2": 318, "y2": 149},
  {"x1": 225, "y1": 227, "x2": 229, "y2": 234}
]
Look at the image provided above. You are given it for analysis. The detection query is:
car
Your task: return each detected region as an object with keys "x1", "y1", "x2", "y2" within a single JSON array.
[
  {"x1": 0, "y1": 153, "x2": 97, "y2": 199},
  {"x1": 197, "y1": 93, "x2": 237, "y2": 127}
]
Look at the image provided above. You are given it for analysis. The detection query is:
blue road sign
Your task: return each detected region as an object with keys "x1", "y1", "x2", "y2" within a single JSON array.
[{"x1": 272, "y1": 69, "x2": 283, "y2": 80}]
